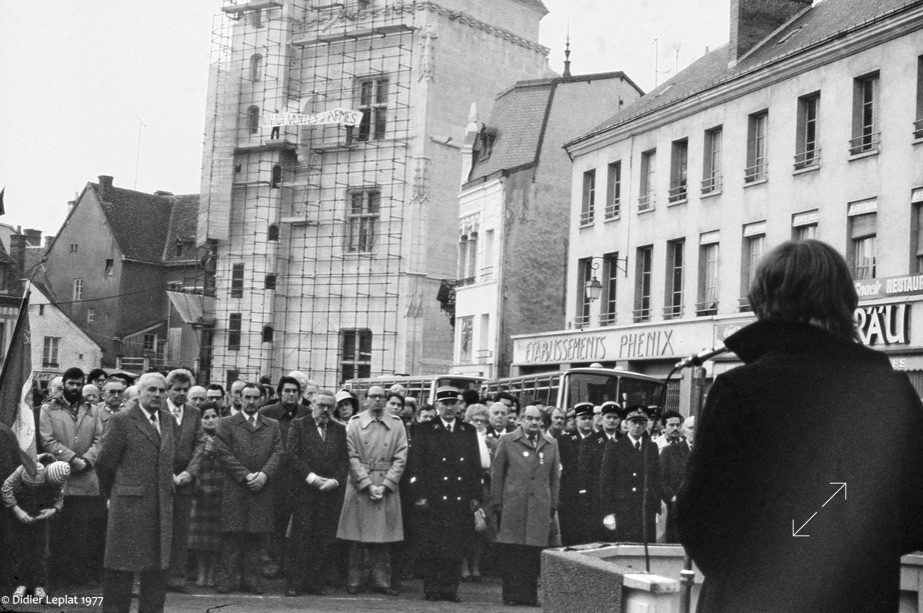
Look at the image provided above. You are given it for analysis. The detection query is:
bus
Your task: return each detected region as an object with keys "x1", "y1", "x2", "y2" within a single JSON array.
[
  {"x1": 342, "y1": 374, "x2": 488, "y2": 406},
  {"x1": 480, "y1": 367, "x2": 664, "y2": 412}
]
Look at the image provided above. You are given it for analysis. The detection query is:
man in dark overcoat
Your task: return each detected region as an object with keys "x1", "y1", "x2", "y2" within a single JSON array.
[
  {"x1": 659, "y1": 415, "x2": 693, "y2": 542},
  {"x1": 677, "y1": 240, "x2": 923, "y2": 613},
  {"x1": 258, "y1": 375, "x2": 310, "y2": 579},
  {"x1": 558, "y1": 402, "x2": 593, "y2": 546},
  {"x1": 285, "y1": 389, "x2": 348, "y2": 596},
  {"x1": 598, "y1": 406, "x2": 662, "y2": 543},
  {"x1": 407, "y1": 387, "x2": 481, "y2": 603},
  {"x1": 164, "y1": 368, "x2": 205, "y2": 593},
  {"x1": 577, "y1": 400, "x2": 621, "y2": 540},
  {"x1": 96, "y1": 372, "x2": 175, "y2": 613},
  {"x1": 214, "y1": 382, "x2": 284, "y2": 594}
]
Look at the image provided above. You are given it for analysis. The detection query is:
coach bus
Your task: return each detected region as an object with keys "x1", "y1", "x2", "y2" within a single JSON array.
[
  {"x1": 342, "y1": 374, "x2": 488, "y2": 406},
  {"x1": 480, "y1": 367, "x2": 664, "y2": 411}
]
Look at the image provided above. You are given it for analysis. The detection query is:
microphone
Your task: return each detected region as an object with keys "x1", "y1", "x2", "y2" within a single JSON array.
[{"x1": 674, "y1": 345, "x2": 728, "y2": 369}]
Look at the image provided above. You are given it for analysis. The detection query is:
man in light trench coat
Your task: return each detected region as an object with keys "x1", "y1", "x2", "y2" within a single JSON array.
[
  {"x1": 336, "y1": 385, "x2": 408, "y2": 595},
  {"x1": 491, "y1": 404, "x2": 560, "y2": 607}
]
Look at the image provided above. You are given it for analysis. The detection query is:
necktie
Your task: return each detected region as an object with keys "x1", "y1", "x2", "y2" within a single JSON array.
[
  {"x1": 172, "y1": 406, "x2": 182, "y2": 425},
  {"x1": 149, "y1": 411, "x2": 159, "y2": 434},
  {"x1": 319, "y1": 424, "x2": 326, "y2": 441},
  {"x1": 635, "y1": 440, "x2": 641, "y2": 452},
  {"x1": 447, "y1": 422, "x2": 453, "y2": 434},
  {"x1": 529, "y1": 435, "x2": 536, "y2": 449},
  {"x1": 250, "y1": 415, "x2": 257, "y2": 428}
]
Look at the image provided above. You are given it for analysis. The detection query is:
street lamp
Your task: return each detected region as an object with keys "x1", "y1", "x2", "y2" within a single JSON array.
[{"x1": 584, "y1": 255, "x2": 629, "y2": 301}]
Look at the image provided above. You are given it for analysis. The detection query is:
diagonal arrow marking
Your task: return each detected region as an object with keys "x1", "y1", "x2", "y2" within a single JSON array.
[
  {"x1": 793, "y1": 512, "x2": 817, "y2": 537},
  {"x1": 822, "y1": 482, "x2": 847, "y2": 508}
]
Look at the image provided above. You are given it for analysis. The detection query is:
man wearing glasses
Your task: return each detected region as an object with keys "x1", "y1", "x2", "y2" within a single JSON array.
[{"x1": 99, "y1": 376, "x2": 127, "y2": 435}]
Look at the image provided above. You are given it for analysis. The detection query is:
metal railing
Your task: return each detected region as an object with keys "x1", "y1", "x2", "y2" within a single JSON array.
[
  {"x1": 701, "y1": 173, "x2": 722, "y2": 195},
  {"x1": 914, "y1": 119, "x2": 923, "y2": 140},
  {"x1": 793, "y1": 148, "x2": 821, "y2": 171},
  {"x1": 455, "y1": 276, "x2": 476, "y2": 287},
  {"x1": 662, "y1": 304, "x2": 684, "y2": 319},
  {"x1": 632, "y1": 307, "x2": 652, "y2": 323},
  {"x1": 604, "y1": 199, "x2": 621, "y2": 220},
  {"x1": 573, "y1": 314, "x2": 591, "y2": 328},
  {"x1": 667, "y1": 184, "x2": 688, "y2": 204},
  {"x1": 849, "y1": 132, "x2": 881, "y2": 156},
  {"x1": 599, "y1": 312, "x2": 617, "y2": 327},
  {"x1": 579, "y1": 209, "x2": 595, "y2": 226},
  {"x1": 695, "y1": 300, "x2": 718, "y2": 316},
  {"x1": 638, "y1": 191, "x2": 656, "y2": 212},
  {"x1": 744, "y1": 163, "x2": 767, "y2": 183},
  {"x1": 737, "y1": 297, "x2": 752, "y2": 312}
]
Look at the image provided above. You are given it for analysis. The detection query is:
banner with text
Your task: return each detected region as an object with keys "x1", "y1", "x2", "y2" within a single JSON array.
[{"x1": 261, "y1": 108, "x2": 363, "y2": 128}]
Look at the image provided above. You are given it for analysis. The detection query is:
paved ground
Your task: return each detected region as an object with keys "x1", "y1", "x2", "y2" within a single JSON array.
[{"x1": 1, "y1": 576, "x2": 535, "y2": 613}]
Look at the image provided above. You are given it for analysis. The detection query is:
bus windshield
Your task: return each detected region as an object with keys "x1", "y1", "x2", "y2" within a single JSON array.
[
  {"x1": 564, "y1": 371, "x2": 663, "y2": 408},
  {"x1": 436, "y1": 377, "x2": 484, "y2": 392}
]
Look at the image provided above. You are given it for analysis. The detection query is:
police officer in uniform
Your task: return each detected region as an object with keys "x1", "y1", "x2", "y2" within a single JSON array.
[
  {"x1": 577, "y1": 400, "x2": 621, "y2": 541},
  {"x1": 558, "y1": 402, "x2": 594, "y2": 545},
  {"x1": 598, "y1": 406, "x2": 663, "y2": 543},
  {"x1": 407, "y1": 387, "x2": 482, "y2": 603}
]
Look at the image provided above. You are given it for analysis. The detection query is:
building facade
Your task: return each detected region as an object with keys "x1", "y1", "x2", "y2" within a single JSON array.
[
  {"x1": 27, "y1": 282, "x2": 103, "y2": 382},
  {"x1": 513, "y1": 0, "x2": 923, "y2": 411},
  {"x1": 40, "y1": 176, "x2": 213, "y2": 376},
  {"x1": 452, "y1": 72, "x2": 643, "y2": 378},
  {"x1": 199, "y1": 0, "x2": 555, "y2": 388}
]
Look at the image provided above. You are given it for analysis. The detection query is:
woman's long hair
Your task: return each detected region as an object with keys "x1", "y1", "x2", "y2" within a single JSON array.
[{"x1": 748, "y1": 239, "x2": 859, "y2": 341}]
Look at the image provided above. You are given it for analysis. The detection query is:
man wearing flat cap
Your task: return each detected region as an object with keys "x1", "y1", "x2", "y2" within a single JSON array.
[
  {"x1": 406, "y1": 386, "x2": 481, "y2": 603},
  {"x1": 598, "y1": 406, "x2": 664, "y2": 543},
  {"x1": 577, "y1": 400, "x2": 622, "y2": 540}
]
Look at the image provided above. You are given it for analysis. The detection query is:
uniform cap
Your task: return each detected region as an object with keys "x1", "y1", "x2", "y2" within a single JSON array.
[
  {"x1": 435, "y1": 386, "x2": 461, "y2": 403},
  {"x1": 600, "y1": 401, "x2": 621, "y2": 415},
  {"x1": 573, "y1": 402, "x2": 593, "y2": 417},
  {"x1": 624, "y1": 405, "x2": 650, "y2": 422}
]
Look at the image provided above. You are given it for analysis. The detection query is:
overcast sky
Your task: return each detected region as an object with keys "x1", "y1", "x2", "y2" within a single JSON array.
[{"x1": 0, "y1": 0, "x2": 729, "y2": 236}]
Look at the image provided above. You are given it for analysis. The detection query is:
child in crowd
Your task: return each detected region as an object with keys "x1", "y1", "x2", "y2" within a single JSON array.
[
  {"x1": 189, "y1": 403, "x2": 222, "y2": 587},
  {"x1": 2, "y1": 458, "x2": 71, "y2": 599}
]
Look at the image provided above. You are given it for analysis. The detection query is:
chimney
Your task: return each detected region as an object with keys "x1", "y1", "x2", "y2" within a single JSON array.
[
  {"x1": 98, "y1": 175, "x2": 114, "y2": 201},
  {"x1": 460, "y1": 103, "x2": 480, "y2": 186},
  {"x1": 729, "y1": 0, "x2": 812, "y2": 66},
  {"x1": 24, "y1": 229, "x2": 41, "y2": 247},
  {"x1": 67, "y1": 200, "x2": 76, "y2": 215},
  {"x1": 10, "y1": 235, "x2": 26, "y2": 280},
  {"x1": 44, "y1": 236, "x2": 54, "y2": 249}
]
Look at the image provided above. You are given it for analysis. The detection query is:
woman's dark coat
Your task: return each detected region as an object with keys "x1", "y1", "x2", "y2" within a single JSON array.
[{"x1": 677, "y1": 320, "x2": 923, "y2": 613}]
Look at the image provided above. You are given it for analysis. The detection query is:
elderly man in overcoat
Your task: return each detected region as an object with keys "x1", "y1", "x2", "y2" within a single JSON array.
[
  {"x1": 491, "y1": 405, "x2": 560, "y2": 607},
  {"x1": 214, "y1": 382, "x2": 284, "y2": 594},
  {"x1": 286, "y1": 389, "x2": 348, "y2": 596},
  {"x1": 40, "y1": 367, "x2": 105, "y2": 586},
  {"x1": 407, "y1": 387, "x2": 482, "y2": 602},
  {"x1": 336, "y1": 385, "x2": 407, "y2": 595},
  {"x1": 96, "y1": 372, "x2": 174, "y2": 613}
]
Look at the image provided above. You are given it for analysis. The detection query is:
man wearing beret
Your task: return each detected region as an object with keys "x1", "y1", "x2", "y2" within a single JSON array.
[{"x1": 598, "y1": 406, "x2": 664, "y2": 543}]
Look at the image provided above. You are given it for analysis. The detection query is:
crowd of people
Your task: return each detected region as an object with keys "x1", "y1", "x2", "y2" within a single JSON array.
[{"x1": 0, "y1": 364, "x2": 697, "y2": 612}]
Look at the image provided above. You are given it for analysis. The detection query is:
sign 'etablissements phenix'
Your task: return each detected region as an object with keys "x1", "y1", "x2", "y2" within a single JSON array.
[{"x1": 261, "y1": 108, "x2": 363, "y2": 128}]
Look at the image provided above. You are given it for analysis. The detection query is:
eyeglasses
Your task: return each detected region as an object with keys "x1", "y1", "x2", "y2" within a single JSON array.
[
  {"x1": 368, "y1": 394, "x2": 384, "y2": 399},
  {"x1": 105, "y1": 389, "x2": 124, "y2": 395},
  {"x1": 470, "y1": 417, "x2": 487, "y2": 424}
]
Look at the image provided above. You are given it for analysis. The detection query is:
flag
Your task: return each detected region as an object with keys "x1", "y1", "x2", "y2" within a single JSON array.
[
  {"x1": 0, "y1": 187, "x2": 5, "y2": 216},
  {"x1": 0, "y1": 291, "x2": 35, "y2": 475}
]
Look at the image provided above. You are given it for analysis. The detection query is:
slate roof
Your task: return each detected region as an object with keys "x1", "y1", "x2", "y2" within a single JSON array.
[
  {"x1": 571, "y1": 0, "x2": 923, "y2": 146},
  {"x1": 162, "y1": 194, "x2": 200, "y2": 263},
  {"x1": 90, "y1": 183, "x2": 199, "y2": 264},
  {"x1": 468, "y1": 79, "x2": 555, "y2": 182},
  {"x1": 0, "y1": 241, "x2": 17, "y2": 267}
]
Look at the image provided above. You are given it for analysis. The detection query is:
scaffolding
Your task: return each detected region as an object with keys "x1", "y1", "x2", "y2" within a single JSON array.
[{"x1": 200, "y1": 0, "x2": 416, "y2": 388}]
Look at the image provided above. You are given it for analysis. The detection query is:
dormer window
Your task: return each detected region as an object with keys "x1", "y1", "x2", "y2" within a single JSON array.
[{"x1": 474, "y1": 126, "x2": 497, "y2": 163}]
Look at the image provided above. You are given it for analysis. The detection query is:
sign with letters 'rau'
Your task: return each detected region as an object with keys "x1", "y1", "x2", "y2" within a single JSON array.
[{"x1": 856, "y1": 303, "x2": 910, "y2": 346}]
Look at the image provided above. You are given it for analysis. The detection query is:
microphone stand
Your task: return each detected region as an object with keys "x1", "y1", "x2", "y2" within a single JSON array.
[{"x1": 662, "y1": 347, "x2": 727, "y2": 613}]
